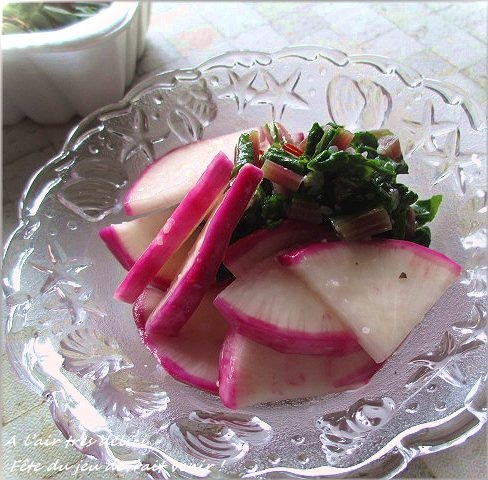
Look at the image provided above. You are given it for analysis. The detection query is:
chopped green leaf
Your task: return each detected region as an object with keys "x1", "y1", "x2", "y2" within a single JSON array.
[
  {"x1": 350, "y1": 131, "x2": 379, "y2": 150},
  {"x1": 231, "y1": 121, "x2": 443, "y2": 248},
  {"x1": 263, "y1": 122, "x2": 281, "y2": 144},
  {"x1": 261, "y1": 145, "x2": 308, "y2": 175},
  {"x1": 411, "y1": 226, "x2": 432, "y2": 247},
  {"x1": 304, "y1": 122, "x2": 325, "y2": 157},
  {"x1": 233, "y1": 132, "x2": 255, "y2": 176},
  {"x1": 413, "y1": 195, "x2": 443, "y2": 225},
  {"x1": 313, "y1": 123, "x2": 341, "y2": 156},
  {"x1": 262, "y1": 193, "x2": 286, "y2": 226}
]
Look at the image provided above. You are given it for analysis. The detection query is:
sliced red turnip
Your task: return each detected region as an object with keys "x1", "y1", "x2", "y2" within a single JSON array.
[
  {"x1": 124, "y1": 129, "x2": 250, "y2": 216},
  {"x1": 133, "y1": 285, "x2": 229, "y2": 394},
  {"x1": 145, "y1": 163, "x2": 264, "y2": 336},
  {"x1": 99, "y1": 207, "x2": 200, "y2": 291},
  {"x1": 223, "y1": 219, "x2": 334, "y2": 277},
  {"x1": 219, "y1": 330, "x2": 379, "y2": 409},
  {"x1": 280, "y1": 239, "x2": 462, "y2": 363},
  {"x1": 115, "y1": 151, "x2": 233, "y2": 303},
  {"x1": 214, "y1": 255, "x2": 359, "y2": 355},
  {"x1": 100, "y1": 207, "x2": 175, "y2": 271}
]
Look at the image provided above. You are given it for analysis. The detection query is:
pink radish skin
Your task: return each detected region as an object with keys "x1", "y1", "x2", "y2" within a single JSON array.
[
  {"x1": 115, "y1": 152, "x2": 233, "y2": 304},
  {"x1": 280, "y1": 239, "x2": 462, "y2": 363},
  {"x1": 133, "y1": 285, "x2": 229, "y2": 394},
  {"x1": 223, "y1": 219, "x2": 333, "y2": 277},
  {"x1": 214, "y1": 256, "x2": 360, "y2": 355},
  {"x1": 145, "y1": 163, "x2": 264, "y2": 336},
  {"x1": 124, "y1": 130, "x2": 252, "y2": 216},
  {"x1": 100, "y1": 207, "x2": 199, "y2": 291},
  {"x1": 100, "y1": 222, "x2": 148, "y2": 271},
  {"x1": 219, "y1": 330, "x2": 380, "y2": 409}
]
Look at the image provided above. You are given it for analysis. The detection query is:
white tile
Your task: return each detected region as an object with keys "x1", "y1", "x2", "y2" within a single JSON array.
[
  {"x1": 424, "y1": 2, "x2": 455, "y2": 13},
  {"x1": 254, "y1": 1, "x2": 301, "y2": 17},
  {"x1": 200, "y1": 2, "x2": 266, "y2": 38},
  {"x1": 396, "y1": 458, "x2": 435, "y2": 478},
  {"x1": 403, "y1": 48, "x2": 459, "y2": 80},
  {"x1": 3, "y1": 147, "x2": 56, "y2": 208},
  {"x1": 147, "y1": 2, "x2": 207, "y2": 37},
  {"x1": 2, "y1": 199, "x2": 20, "y2": 245},
  {"x1": 299, "y1": 28, "x2": 362, "y2": 55},
  {"x1": 135, "y1": 32, "x2": 183, "y2": 77},
  {"x1": 228, "y1": 24, "x2": 289, "y2": 53},
  {"x1": 437, "y1": 1, "x2": 487, "y2": 35},
  {"x1": 423, "y1": 429, "x2": 488, "y2": 479},
  {"x1": 362, "y1": 28, "x2": 425, "y2": 60},
  {"x1": 2, "y1": 119, "x2": 52, "y2": 162},
  {"x1": 445, "y1": 70, "x2": 488, "y2": 105},
  {"x1": 463, "y1": 61, "x2": 488, "y2": 90},
  {"x1": 1, "y1": 355, "x2": 44, "y2": 424},
  {"x1": 42, "y1": 119, "x2": 81, "y2": 151},
  {"x1": 316, "y1": 4, "x2": 397, "y2": 43},
  {"x1": 2, "y1": 401, "x2": 83, "y2": 479},
  {"x1": 431, "y1": 28, "x2": 486, "y2": 70},
  {"x1": 313, "y1": 0, "x2": 377, "y2": 17}
]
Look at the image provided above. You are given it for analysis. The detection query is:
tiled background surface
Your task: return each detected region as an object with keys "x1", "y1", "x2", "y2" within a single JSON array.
[{"x1": 2, "y1": 2, "x2": 487, "y2": 479}]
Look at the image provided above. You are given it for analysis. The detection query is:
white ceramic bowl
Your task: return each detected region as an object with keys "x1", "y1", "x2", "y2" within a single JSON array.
[{"x1": 2, "y1": 1, "x2": 151, "y2": 125}]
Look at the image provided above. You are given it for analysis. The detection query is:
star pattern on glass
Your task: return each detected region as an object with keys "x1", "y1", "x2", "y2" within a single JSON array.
[
  {"x1": 44, "y1": 285, "x2": 106, "y2": 325},
  {"x1": 402, "y1": 100, "x2": 459, "y2": 155},
  {"x1": 103, "y1": 105, "x2": 169, "y2": 163},
  {"x1": 406, "y1": 330, "x2": 484, "y2": 390},
  {"x1": 422, "y1": 128, "x2": 482, "y2": 192},
  {"x1": 249, "y1": 69, "x2": 309, "y2": 119},
  {"x1": 217, "y1": 70, "x2": 258, "y2": 113},
  {"x1": 29, "y1": 242, "x2": 92, "y2": 295}
]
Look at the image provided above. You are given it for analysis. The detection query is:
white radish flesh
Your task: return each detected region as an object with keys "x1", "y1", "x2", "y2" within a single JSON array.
[
  {"x1": 124, "y1": 130, "x2": 251, "y2": 216},
  {"x1": 280, "y1": 239, "x2": 461, "y2": 363},
  {"x1": 219, "y1": 330, "x2": 379, "y2": 409},
  {"x1": 134, "y1": 285, "x2": 229, "y2": 394},
  {"x1": 214, "y1": 255, "x2": 359, "y2": 355}
]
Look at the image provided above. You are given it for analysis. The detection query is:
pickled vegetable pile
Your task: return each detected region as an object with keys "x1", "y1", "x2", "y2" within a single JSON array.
[{"x1": 100, "y1": 121, "x2": 460, "y2": 409}]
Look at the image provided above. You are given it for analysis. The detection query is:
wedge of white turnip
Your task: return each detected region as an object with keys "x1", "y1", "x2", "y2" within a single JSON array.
[
  {"x1": 223, "y1": 219, "x2": 336, "y2": 277},
  {"x1": 124, "y1": 130, "x2": 251, "y2": 216},
  {"x1": 115, "y1": 152, "x2": 233, "y2": 303},
  {"x1": 214, "y1": 255, "x2": 359, "y2": 355},
  {"x1": 280, "y1": 239, "x2": 462, "y2": 363},
  {"x1": 133, "y1": 285, "x2": 229, "y2": 394},
  {"x1": 219, "y1": 330, "x2": 379, "y2": 409},
  {"x1": 99, "y1": 208, "x2": 201, "y2": 291},
  {"x1": 145, "y1": 163, "x2": 264, "y2": 336}
]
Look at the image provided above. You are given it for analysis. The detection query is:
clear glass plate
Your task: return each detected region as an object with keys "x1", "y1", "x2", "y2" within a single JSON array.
[{"x1": 3, "y1": 47, "x2": 487, "y2": 479}]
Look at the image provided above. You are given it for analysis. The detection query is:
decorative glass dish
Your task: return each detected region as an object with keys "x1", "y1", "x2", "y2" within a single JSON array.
[{"x1": 3, "y1": 47, "x2": 487, "y2": 479}]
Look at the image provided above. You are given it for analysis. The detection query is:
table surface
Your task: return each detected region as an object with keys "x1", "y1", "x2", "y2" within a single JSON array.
[{"x1": 2, "y1": 2, "x2": 487, "y2": 479}]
